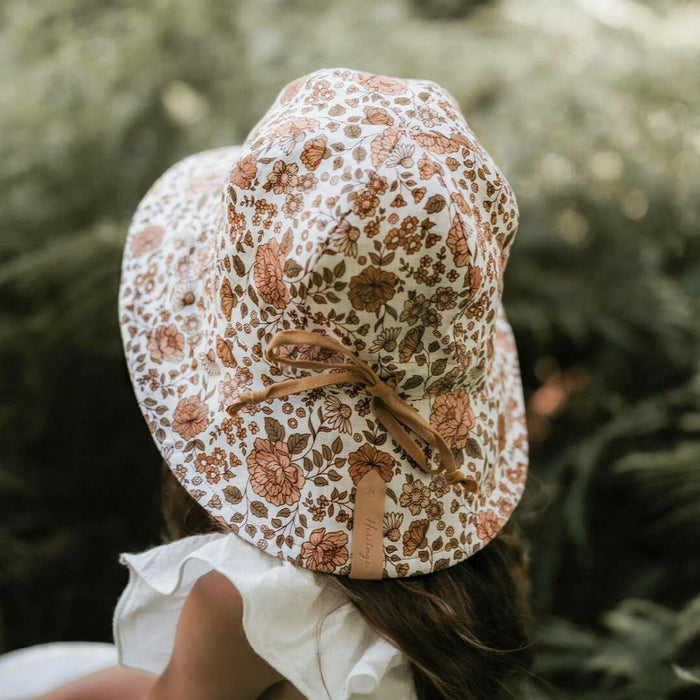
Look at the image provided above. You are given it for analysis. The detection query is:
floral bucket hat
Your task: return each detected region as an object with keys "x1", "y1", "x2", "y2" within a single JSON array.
[{"x1": 119, "y1": 67, "x2": 528, "y2": 579}]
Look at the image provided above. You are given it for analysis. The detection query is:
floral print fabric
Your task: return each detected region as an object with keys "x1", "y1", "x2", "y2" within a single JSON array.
[{"x1": 119, "y1": 67, "x2": 528, "y2": 577}]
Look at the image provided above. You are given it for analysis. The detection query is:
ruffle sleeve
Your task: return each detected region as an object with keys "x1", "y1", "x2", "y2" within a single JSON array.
[{"x1": 112, "y1": 532, "x2": 416, "y2": 700}]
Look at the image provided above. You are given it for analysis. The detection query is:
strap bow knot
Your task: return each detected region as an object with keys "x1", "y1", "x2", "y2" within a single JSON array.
[{"x1": 227, "y1": 330, "x2": 478, "y2": 491}]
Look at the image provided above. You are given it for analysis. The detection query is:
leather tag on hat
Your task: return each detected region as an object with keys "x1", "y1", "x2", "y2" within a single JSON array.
[{"x1": 349, "y1": 470, "x2": 386, "y2": 580}]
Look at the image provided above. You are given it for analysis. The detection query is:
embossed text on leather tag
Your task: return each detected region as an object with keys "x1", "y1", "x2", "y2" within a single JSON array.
[{"x1": 349, "y1": 470, "x2": 386, "y2": 580}]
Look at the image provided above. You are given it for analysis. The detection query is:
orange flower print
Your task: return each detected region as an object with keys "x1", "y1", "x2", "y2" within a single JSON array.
[
  {"x1": 402, "y1": 519, "x2": 429, "y2": 556},
  {"x1": 172, "y1": 396, "x2": 208, "y2": 440},
  {"x1": 348, "y1": 444, "x2": 394, "y2": 485},
  {"x1": 425, "y1": 499, "x2": 444, "y2": 521},
  {"x1": 229, "y1": 152, "x2": 257, "y2": 189},
  {"x1": 363, "y1": 106, "x2": 394, "y2": 126},
  {"x1": 386, "y1": 144, "x2": 415, "y2": 169},
  {"x1": 216, "y1": 336, "x2": 237, "y2": 368},
  {"x1": 282, "y1": 193, "x2": 303, "y2": 217},
  {"x1": 431, "y1": 287, "x2": 458, "y2": 311},
  {"x1": 147, "y1": 324, "x2": 185, "y2": 364},
  {"x1": 272, "y1": 117, "x2": 320, "y2": 138},
  {"x1": 370, "y1": 126, "x2": 403, "y2": 168},
  {"x1": 247, "y1": 438, "x2": 305, "y2": 506},
  {"x1": 451, "y1": 191, "x2": 471, "y2": 215},
  {"x1": 348, "y1": 266, "x2": 397, "y2": 312},
  {"x1": 429, "y1": 390, "x2": 475, "y2": 449},
  {"x1": 383, "y1": 512, "x2": 404, "y2": 542},
  {"x1": 130, "y1": 226, "x2": 164, "y2": 256},
  {"x1": 264, "y1": 160, "x2": 299, "y2": 194},
  {"x1": 279, "y1": 77, "x2": 304, "y2": 103},
  {"x1": 476, "y1": 509, "x2": 504, "y2": 542},
  {"x1": 398, "y1": 326, "x2": 425, "y2": 362},
  {"x1": 300, "y1": 528, "x2": 349, "y2": 573},
  {"x1": 323, "y1": 395, "x2": 352, "y2": 434},
  {"x1": 417, "y1": 155, "x2": 441, "y2": 180},
  {"x1": 285, "y1": 341, "x2": 345, "y2": 365},
  {"x1": 331, "y1": 218, "x2": 360, "y2": 257},
  {"x1": 399, "y1": 479, "x2": 430, "y2": 515},
  {"x1": 366, "y1": 171, "x2": 388, "y2": 195},
  {"x1": 494, "y1": 496, "x2": 514, "y2": 519},
  {"x1": 414, "y1": 131, "x2": 462, "y2": 155},
  {"x1": 417, "y1": 106, "x2": 442, "y2": 128},
  {"x1": 447, "y1": 214, "x2": 471, "y2": 268},
  {"x1": 253, "y1": 240, "x2": 290, "y2": 309},
  {"x1": 356, "y1": 72, "x2": 407, "y2": 95},
  {"x1": 300, "y1": 136, "x2": 327, "y2": 171},
  {"x1": 352, "y1": 188, "x2": 380, "y2": 219}
]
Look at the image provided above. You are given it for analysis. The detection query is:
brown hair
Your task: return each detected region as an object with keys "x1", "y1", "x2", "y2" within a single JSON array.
[{"x1": 160, "y1": 463, "x2": 534, "y2": 699}]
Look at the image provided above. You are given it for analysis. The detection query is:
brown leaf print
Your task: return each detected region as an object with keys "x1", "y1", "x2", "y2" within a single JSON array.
[
  {"x1": 370, "y1": 126, "x2": 403, "y2": 168},
  {"x1": 424, "y1": 194, "x2": 446, "y2": 214},
  {"x1": 348, "y1": 265, "x2": 398, "y2": 312},
  {"x1": 429, "y1": 390, "x2": 475, "y2": 449},
  {"x1": 172, "y1": 396, "x2": 208, "y2": 440},
  {"x1": 447, "y1": 214, "x2": 471, "y2": 267},
  {"x1": 223, "y1": 485, "x2": 243, "y2": 504},
  {"x1": 300, "y1": 528, "x2": 349, "y2": 573},
  {"x1": 247, "y1": 438, "x2": 305, "y2": 507},
  {"x1": 147, "y1": 324, "x2": 185, "y2": 364},
  {"x1": 402, "y1": 519, "x2": 429, "y2": 556},
  {"x1": 348, "y1": 444, "x2": 394, "y2": 485},
  {"x1": 253, "y1": 240, "x2": 290, "y2": 309},
  {"x1": 497, "y1": 413, "x2": 507, "y2": 452}
]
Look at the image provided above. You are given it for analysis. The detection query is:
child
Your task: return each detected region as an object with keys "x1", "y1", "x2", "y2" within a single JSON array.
[{"x1": 6, "y1": 67, "x2": 532, "y2": 700}]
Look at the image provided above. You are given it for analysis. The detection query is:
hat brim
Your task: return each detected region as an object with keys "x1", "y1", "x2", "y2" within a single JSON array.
[{"x1": 119, "y1": 147, "x2": 529, "y2": 577}]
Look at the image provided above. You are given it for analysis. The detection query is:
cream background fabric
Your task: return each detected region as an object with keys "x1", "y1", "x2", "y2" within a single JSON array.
[{"x1": 113, "y1": 532, "x2": 417, "y2": 699}]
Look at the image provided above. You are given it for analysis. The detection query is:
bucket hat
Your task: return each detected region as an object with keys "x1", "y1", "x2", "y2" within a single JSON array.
[{"x1": 119, "y1": 67, "x2": 528, "y2": 578}]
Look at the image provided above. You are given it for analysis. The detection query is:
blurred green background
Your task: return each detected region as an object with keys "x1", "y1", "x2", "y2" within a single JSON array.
[{"x1": 1, "y1": 0, "x2": 699, "y2": 696}]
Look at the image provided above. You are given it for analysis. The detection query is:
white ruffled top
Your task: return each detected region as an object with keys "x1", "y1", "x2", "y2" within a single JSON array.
[{"x1": 112, "y1": 532, "x2": 417, "y2": 700}]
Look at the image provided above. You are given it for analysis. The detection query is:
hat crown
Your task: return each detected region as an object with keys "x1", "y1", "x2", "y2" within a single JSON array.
[{"x1": 218, "y1": 69, "x2": 518, "y2": 399}]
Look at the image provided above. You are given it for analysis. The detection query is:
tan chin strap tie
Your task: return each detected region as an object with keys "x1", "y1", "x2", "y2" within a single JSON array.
[{"x1": 226, "y1": 329, "x2": 478, "y2": 492}]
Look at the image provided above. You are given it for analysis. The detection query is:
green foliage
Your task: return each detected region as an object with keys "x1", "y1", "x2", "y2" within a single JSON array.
[
  {"x1": 535, "y1": 596, "x2": 700, "y2": 699},
  {"x1": 1, "y1": 0, "x2": 699, "y2": 695}
]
